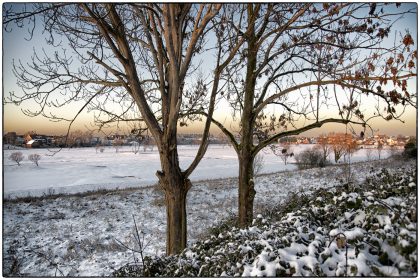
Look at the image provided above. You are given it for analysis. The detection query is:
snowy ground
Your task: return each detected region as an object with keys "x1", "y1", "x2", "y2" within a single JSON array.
[
  {"x1": 4, "y1": 144, "x2": 393, "y2": 198},
  {"x1": 116, "y1": 161, "x2": 416, "y2": 277},
  {"x1": 3, "y1": 156, "x2": 410, "y2": 276}
]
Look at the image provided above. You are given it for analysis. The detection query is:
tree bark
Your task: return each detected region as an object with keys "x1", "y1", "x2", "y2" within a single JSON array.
[
  {"x1": 238, "y1": 152, "x2": 256, "y2": 228},
  {"x1": 164, "y1": 178, "x2": 189, "y2": 255},
  {"x1": 156, "y1": 139, "x2": 191, "y2": 255},
  {"x1": 237, "y1": 10, "x2": 258, "y2": 228}
]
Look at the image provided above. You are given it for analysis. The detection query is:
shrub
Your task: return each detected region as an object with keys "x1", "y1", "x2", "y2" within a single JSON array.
[
  {"x1": 28, "y1": 154, "x2": 41, "y2": 166},
  {"x1": 403, "y1": 141, "x2": 417, "y2": 159},
  {"x1": 9, "y1": 152, "x2": 24, "y2": 166},
  {"x1": 295, "y1": 147, "x2": 329, "y2": 169}
]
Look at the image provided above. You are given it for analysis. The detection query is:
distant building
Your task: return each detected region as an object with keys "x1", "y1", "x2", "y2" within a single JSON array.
[
  {"x1": 16, "y1": 136, "x2": 25, "y2": 146},
  {"x1": 4, "y1": 132, "x2": 17, "y2": 145},
  {"x1": 90, "y1": 137, "x2": 101, "y2": 146},
  {"x1": 26, "y1": 139, "x2": 42, "y2": 148}
]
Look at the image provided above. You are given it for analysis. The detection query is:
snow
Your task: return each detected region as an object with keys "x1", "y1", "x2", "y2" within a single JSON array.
[
  {"x1": 347, "y1": 252, "x2": 371, "y2": 276},
  {"x1": 2, "y1": 145, "x2": 411, "y2": 277},
  {"x1": 376, "y1": 215, "x2": 391, "y2": 226},
  {"x1": 352, "y1": 210, "x2": 366, "y2": 226},
  {"x1": 382, "y1": 196, "x2": 403, "y2": 207},
  {"x1": 378, "y1": 266, "x2": 400, "y2": 276},
  {"x1": 4, "y1": 144, "x2": 392, "y2": 198},
  {"x1": 329, "y1": 227, "x2": 365, "y2": 240}
]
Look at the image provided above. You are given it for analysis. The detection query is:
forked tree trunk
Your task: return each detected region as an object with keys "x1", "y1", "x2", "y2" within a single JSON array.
[
  {"x1": 238, "y1": 152, "x2": 256, "y2": 228},
  {"x1": 156, "y1": 143, "x2": 191, "y2": 255}
]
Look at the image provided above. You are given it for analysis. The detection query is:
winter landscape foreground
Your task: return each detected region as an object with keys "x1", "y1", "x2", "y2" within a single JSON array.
[{"x1": 2, "y1": 144, "x2": 416, "y2": 277}]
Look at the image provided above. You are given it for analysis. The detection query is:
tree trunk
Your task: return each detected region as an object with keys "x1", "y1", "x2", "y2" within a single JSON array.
[
  {"x1": 237, "y1": 8, "x2": 259, "y2": 228},
  {"x1": 156, "y1": 143, "x2": 191, "y2": 255},
  {"x1": 238, "y1": 152, "x2": 256, "y2": 228},
  {"x1": 164, "y1": 181, "x2": 188, "y2": 255}
]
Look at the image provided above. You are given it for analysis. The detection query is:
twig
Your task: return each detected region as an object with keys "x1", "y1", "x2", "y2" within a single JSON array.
[
  {"x1": 328, "y1": 232, "x2": 348, "y2": 277},
  {"x1": 373, "y1": 198, "x2": 399, "y2": 213},
  {"x1": 114, "y1": 238, "x2": 144, "y2": 255},
  {"x1": 132, "y1": 214, "x2": 145, "y2": 267},
  {"x1": 27, "y1": 249, "x2": 65, "y2": 277},
  {"x1": 114, "y1": 215, "x2": 149, "y2": 269}
]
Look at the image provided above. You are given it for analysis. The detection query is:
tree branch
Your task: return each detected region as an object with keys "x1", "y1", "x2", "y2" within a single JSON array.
[{"x1": 252, "y1": 118, "x2": 365, "y2": 157}]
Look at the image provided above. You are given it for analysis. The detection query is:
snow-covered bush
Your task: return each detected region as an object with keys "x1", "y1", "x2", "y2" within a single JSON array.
[
  {"x1": 9, "y1": 152, "x2": 24, "y2": 166},
  {"x1": 295, "y1": 147, "x2": 329, "y2": 169},
  {"x1": 28, "y1": 154, "x2": 41, "y2": 166}
]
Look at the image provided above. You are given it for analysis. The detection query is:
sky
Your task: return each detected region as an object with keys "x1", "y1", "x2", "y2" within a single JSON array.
[{"x1": 2, "y1": 3, "x2": 418, "y2": 137}]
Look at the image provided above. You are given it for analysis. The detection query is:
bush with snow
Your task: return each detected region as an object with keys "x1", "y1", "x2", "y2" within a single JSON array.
[
  {"x1": 113, "y1": 166, "x2": 417, "y2": 277},
  {"x1": 28, "y1": 154, "x2": 41, "y2": 166},
  {"x1": 9, "y1": 152, "x2": 24, "y2": 166}
]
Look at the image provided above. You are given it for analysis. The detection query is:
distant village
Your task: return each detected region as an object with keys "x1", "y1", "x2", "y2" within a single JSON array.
[
  {"x1": 279, "y1": 134, "x2": 414, "y2": 148},
  {"x1": 3, "y1": 131, "x2": 226, "y2": 149},
  {"x1": 3, "y1": 130, "x2": 415, "y2": 149}
]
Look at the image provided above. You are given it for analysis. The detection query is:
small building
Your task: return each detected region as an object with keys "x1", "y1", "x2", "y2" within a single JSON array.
[
  {"x1": 4, "y1": 132, "x2": 17, "y2": 145},
  {"x1": 26, "y1": 139, "x2": 41, "y2": 148}
]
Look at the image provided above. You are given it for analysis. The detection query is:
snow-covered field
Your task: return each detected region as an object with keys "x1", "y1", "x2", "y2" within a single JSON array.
[
  {"x1": 4, "y1": 144, "x2": 393, "y2": 198},
  {"x1": 3, "y1": 155, "x2": 410, "y2": 276}
]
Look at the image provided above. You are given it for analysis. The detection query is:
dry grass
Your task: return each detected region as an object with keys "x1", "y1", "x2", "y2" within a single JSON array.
[{"x1": 3, "y1": 184, "x2": 157, "y2": 204}]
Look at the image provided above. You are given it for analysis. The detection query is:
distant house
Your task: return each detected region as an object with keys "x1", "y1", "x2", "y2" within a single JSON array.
[
  {"x1": 26, "y1": 139, "x2": 41, "y2": 148},
  {"x1": 4, "y1": 132, "x2": 17, "y2": 145},
  {"x1": 24, "y1": 134, "x2": 33, "y2": 144}
]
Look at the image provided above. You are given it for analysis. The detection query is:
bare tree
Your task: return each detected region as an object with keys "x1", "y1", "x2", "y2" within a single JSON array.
[
  {"x1": 141, "y1": 136, "x2": 154, "y2": 152},
  {"x1": 253, "y1": 153, "x2": 265, "y2": 176},
  {"x1": 3, "y1": 3, "x2": 243, "y2": 255},
  {"x1": 131, "y1": 141, "x2": 140, "y2": 154},
  {"x1": 66, "y1": 130, "x2": 92, "y2": 148},
  {"x1": 28, "y1": 154, "x2": 41, "y2": 166},
  {"x1": 200, "y1": 3, "x2": 416, "y2": 227},
  {"x1": 344, "y1": 136, "x2": 358, "y2": 159},
  {"x1": 113, "y1": 138, "x2": 124, "y2": 153},
  {"x1": 330, "y1": 133, "x2": 348, "y2": 163},
  {"x1": 271, "y1": 143, "x2": 294, "y2": 165},
  {"x1": 316, "y1": 134, "x2": 331, "y2": 163},
  {"x1": 365, "y1": 147, "x2": 373, "y2": 161},
  {"x1": 9, "y1": 152, "x2": 24, "y2": 166},
  {"x1": 342, "y1": 133, "x2": 358, "y2": 184},
  {"x1": 377, "y1": 141, "x2": 384, "y2": 160}
]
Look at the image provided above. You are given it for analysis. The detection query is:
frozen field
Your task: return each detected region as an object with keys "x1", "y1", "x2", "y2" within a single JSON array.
[
  {"x1": 4, "y1": 144, "x2": 393, "y2": 198},
  {"x1": 3, "y1": 157, "x2": 413, "y2": 276}
]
